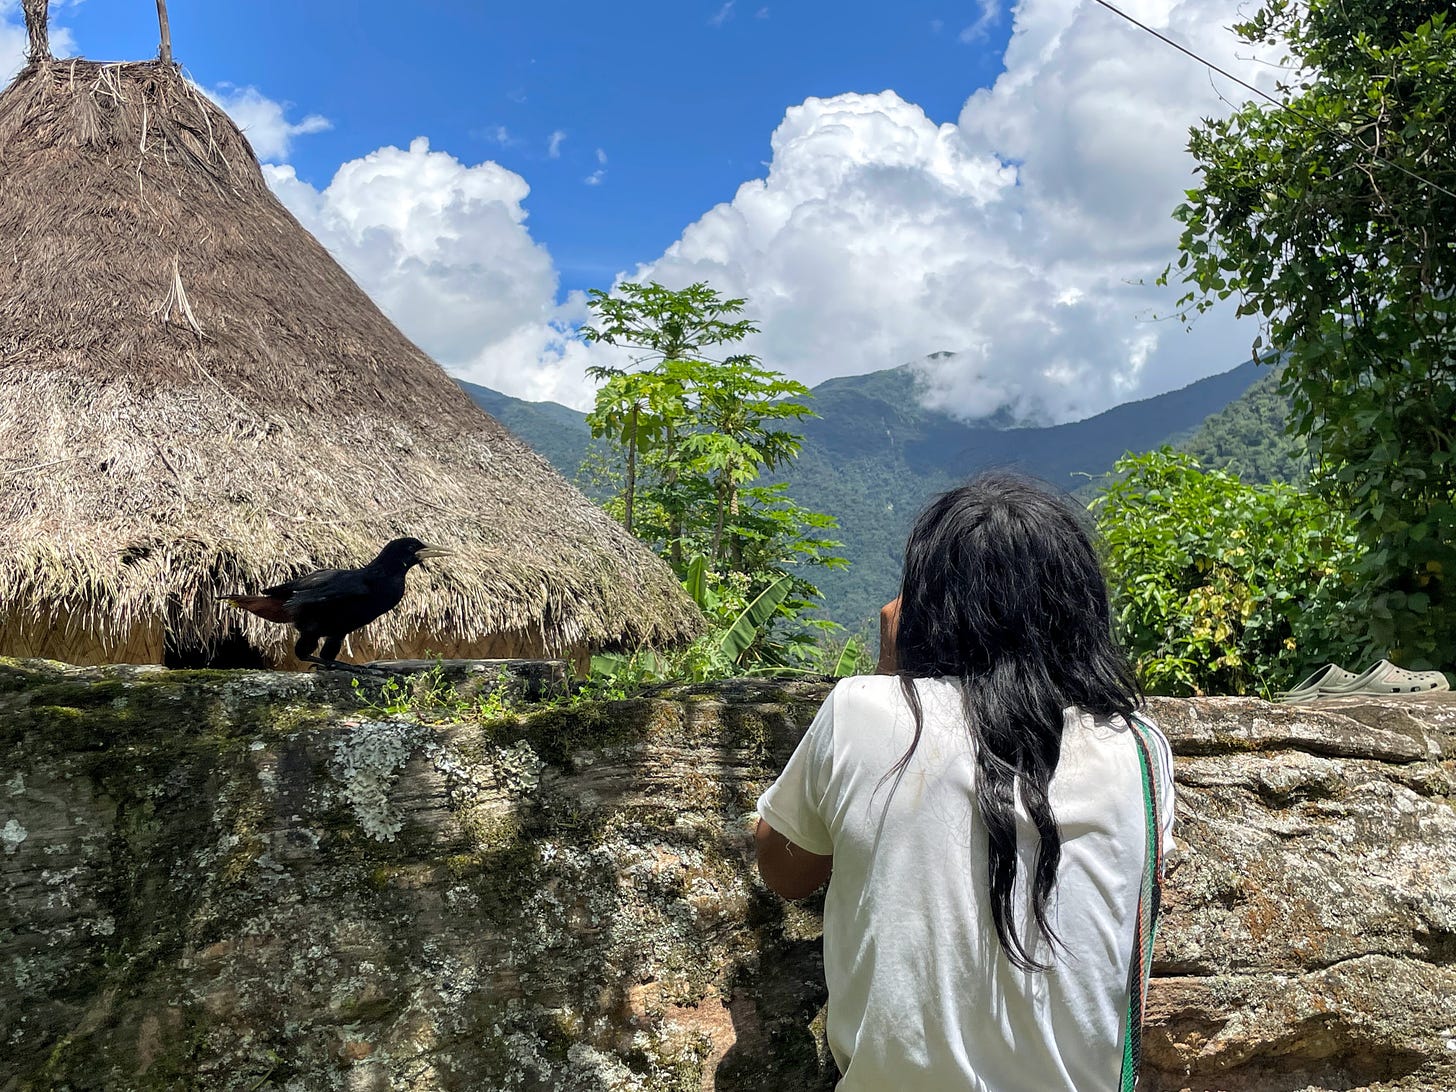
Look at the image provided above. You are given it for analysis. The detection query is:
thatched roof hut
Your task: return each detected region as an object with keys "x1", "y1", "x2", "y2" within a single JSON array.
[{"x1": 0, "y1": 10, "x2": 700, "y2": 667}]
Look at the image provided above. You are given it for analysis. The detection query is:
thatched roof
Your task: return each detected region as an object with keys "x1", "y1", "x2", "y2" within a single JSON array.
[{"x1": 0, "y1": 47, "x2": 701, "y2": 666}]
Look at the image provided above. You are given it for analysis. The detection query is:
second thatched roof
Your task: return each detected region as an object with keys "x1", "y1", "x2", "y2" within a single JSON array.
[{"x1": 0, "y1": 51, "x2": 700, "y2": 666}]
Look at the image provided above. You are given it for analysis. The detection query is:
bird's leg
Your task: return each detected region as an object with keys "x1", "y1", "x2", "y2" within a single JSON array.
[
  {"x1": 294, "y1": 633, "x2": 360, "y2": 673},
  {"x1": 305, "y1": 634, "x2": 387, "y2": 675},
  {"x1": 295, "y1": 633, "x2": 322, "y2": 665},
  {"x1": 318, "y1": 634, "x2": 344, "y2": 666}
]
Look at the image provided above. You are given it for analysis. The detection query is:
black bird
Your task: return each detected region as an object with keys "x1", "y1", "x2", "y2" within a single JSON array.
[{"x1": 225, "y1": 537, "x2": 452, "y2": 671}]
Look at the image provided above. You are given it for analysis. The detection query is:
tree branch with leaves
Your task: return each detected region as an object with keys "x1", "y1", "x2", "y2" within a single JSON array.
[{"x1": 1170, "y1": 0, "x2": 1456, "y2": 667}]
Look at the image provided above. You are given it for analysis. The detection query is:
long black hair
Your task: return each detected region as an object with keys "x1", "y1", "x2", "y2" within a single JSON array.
[{"x1": 890, "y1": 470, "x2": 1140, "y2": 970}]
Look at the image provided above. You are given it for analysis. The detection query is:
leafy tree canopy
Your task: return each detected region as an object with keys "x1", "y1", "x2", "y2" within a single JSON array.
[{"x1": 1171, "y1": 0, "x2": 1456, "y2": 667}]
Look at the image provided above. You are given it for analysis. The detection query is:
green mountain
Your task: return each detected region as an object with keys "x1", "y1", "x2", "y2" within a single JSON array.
[
  {"x1": 459, "y1": 358, "x2": 1277, "y2": 630},
  {"x1": 459, "y1": 382, "x2": 593, "y2": 477},
  {"x1": 1171, "y1": 366, "x2": 1305, "y2": 484},
  {"x1": 789, "y1": 359, "x2": 1269, "y2": 629}
]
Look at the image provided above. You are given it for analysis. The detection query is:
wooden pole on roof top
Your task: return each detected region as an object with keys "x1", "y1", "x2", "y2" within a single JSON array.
[
  {"x1": 21, "y1": 0, "x2": 51, "y2": 62},
  {"x1": 156, "y1": 0, "x2": 173, "y2": 65}
]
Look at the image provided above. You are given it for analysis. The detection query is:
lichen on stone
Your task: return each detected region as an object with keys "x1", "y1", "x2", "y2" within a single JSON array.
[
  {"x1": 2, "y1": 817, "x2": 26, "y2": 854},
  {"x1": 328, "y1": 718, "x2": 432, "y2": 842},
  {"x1": 3, "y1": 661, "x2": 1454, "y2": 1090}
]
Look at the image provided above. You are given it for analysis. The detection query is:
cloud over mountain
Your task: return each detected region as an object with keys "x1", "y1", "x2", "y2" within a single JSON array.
[
  {"x1": 255, "y1": 0, "x2": 1279, "y2": 420},
  {"x1": 624, "y1": 0, "x2": 1280, "y2": 423},
  {"x1": 0, "y1": 0, "x2": 1287, "y2": 420}
]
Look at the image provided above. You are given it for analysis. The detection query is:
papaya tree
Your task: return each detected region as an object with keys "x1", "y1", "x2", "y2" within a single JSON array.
[{"x1": 580, "y1": 282, "x2": 845, "y2": 668}]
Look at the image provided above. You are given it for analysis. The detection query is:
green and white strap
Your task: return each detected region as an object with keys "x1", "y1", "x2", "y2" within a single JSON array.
[{"x1": 1118, "y1": 712, "x2": 1166, "y2": 1092}]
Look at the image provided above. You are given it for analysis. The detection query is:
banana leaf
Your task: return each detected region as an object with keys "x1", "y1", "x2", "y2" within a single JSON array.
[{"x1": 719, "y1": 575, "x2": 792, "y2": 663}]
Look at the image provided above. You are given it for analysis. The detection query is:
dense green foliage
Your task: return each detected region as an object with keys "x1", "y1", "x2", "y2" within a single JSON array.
[
  {"x1": 1172, "y1": 0, "x2": 1456, "y2": 668},
  {"x1": 579, "y1": 282, "x2": 846, "y2": 670},
  {"x1": 588, "y1": 552, "x2": 873, "y2": 688},
  {"x1": 1172, "y1": 366, "x2": 1306, "y2": 484},
  {"x1": 1094, "y1": 450, "x2": 1360, "y2": 697}
]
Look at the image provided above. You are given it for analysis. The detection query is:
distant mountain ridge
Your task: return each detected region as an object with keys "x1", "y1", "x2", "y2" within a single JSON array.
[
  {"x1": 459, "y1": 358, "x2": 1274, "y2": 629},
  {"x1": 460, "y1": 383, "x2": 593, "y2": 478},
  {"x1": 1168, "y1": 367, "x2": 1304, "y2": 484},
  {"x1": 797, "y1": 358, "x2": 1262, "y2": 477}
]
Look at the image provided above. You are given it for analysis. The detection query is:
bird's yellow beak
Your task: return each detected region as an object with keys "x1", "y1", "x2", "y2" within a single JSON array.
[{"x1": 415, "y1": 545, "x2": 454, "y2": 560}]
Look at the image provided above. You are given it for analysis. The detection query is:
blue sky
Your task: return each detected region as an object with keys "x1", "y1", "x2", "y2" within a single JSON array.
[
  {"x1": 50, "y1": 0, "x2": 1011, "y2": 293},
  {"x1": 2, "y1": 1, "x2": 1276, "y2": 419}
]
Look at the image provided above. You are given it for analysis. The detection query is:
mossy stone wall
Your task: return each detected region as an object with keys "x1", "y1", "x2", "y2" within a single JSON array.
[{"x1": 2, "y1": 659, "x2": 1453, "y2": 1091}]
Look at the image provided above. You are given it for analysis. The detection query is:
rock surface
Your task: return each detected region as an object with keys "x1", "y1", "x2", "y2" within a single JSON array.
[{"x1": 1, "y1": 659, "x2": 1453, "y2": 1091}]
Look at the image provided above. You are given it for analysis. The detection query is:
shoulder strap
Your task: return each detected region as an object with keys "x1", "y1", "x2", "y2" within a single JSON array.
[{"x1": 1118, "y1": 712, "x2": 1166, "y2": 1092}]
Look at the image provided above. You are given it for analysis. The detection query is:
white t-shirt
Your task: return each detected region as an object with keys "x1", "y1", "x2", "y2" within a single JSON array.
[{"x1": 757, "y1": 675, "x2": 1175, "y2": 1092}]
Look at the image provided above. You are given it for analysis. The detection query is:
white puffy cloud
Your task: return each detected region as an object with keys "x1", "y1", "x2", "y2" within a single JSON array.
[
  {"x1": 632, "y1": 91, "x2": 1027, "y2": 405},
  {"x1": 210, "y1": 84, "x2": 330, "y2": 163},
  {"x1": 618, "y1": 0, "x2": 1284, "y2": 423},
  {"x1": 232, "y1": 0, "x2": 1287, "y2": 422},
  {"x1": 264, "y1": 137, "x2": 600, "y2": 407}
]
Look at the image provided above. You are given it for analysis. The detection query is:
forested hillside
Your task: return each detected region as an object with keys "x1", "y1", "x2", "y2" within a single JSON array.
[
  {"x1": 789, "y1": 359, "x2": 1267, "y2": 628},
  {"x1": 460, "y1": 358, "x2": 1282, "y2": 629},
  {"x1": 1173, "y1": 367, "x2": 1305, "y2": 483},
  {"x1": 459, "y1": 382, "x2": 593, "y2": 478}
]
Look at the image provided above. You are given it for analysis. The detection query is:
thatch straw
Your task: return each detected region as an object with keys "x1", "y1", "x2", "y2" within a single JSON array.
[{"x1": 0, "y1": 57, "x2": 701, "y2": 666}]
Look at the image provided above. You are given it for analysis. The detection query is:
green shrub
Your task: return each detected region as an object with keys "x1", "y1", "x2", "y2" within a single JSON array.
[
  {"x1": 585, "y1": 554, "x2": 872, "y2": 691},
  {"x1": 1093, "y1": 450, "x2": 1360, "y2": 697}
]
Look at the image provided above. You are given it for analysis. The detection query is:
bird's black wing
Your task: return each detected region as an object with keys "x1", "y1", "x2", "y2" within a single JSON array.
[
  {"x1": 265, "y1": 567, "x2": 396, "y2": 637},
  {"x1": 263, "y1": 569, "x2": 369, "y2": 607}
]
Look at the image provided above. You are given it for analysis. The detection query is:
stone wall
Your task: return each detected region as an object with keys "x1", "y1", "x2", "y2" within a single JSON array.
[{"x1": 1, "y1": 658, "x2": 1452, "y2": 1091}]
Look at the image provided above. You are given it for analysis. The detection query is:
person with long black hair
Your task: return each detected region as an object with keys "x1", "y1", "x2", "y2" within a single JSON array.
[{"x1": 755, "y1": 471, "x2": 1175, "y2": 1091}]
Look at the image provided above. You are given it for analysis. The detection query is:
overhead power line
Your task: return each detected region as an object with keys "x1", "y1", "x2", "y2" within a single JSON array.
[{"x1": 1090, "y1": 0, "x2": 1456, "y2": 203}]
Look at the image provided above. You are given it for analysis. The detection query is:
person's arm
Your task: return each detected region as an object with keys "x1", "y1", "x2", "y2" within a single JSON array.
[
  {"x1": 755, "y1": 817, "x2": 833, "y2": 900},
  {"x1": 876, "y1": 596, "x2": 901, "y2": 674},
  {"x1": 755, "y1": 685, "x2": 838, "y2": 898}
]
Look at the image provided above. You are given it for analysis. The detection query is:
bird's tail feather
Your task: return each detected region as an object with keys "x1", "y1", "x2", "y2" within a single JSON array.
[{"x1": 225, "y1": 594, "x2": 293, "y2": 624}]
